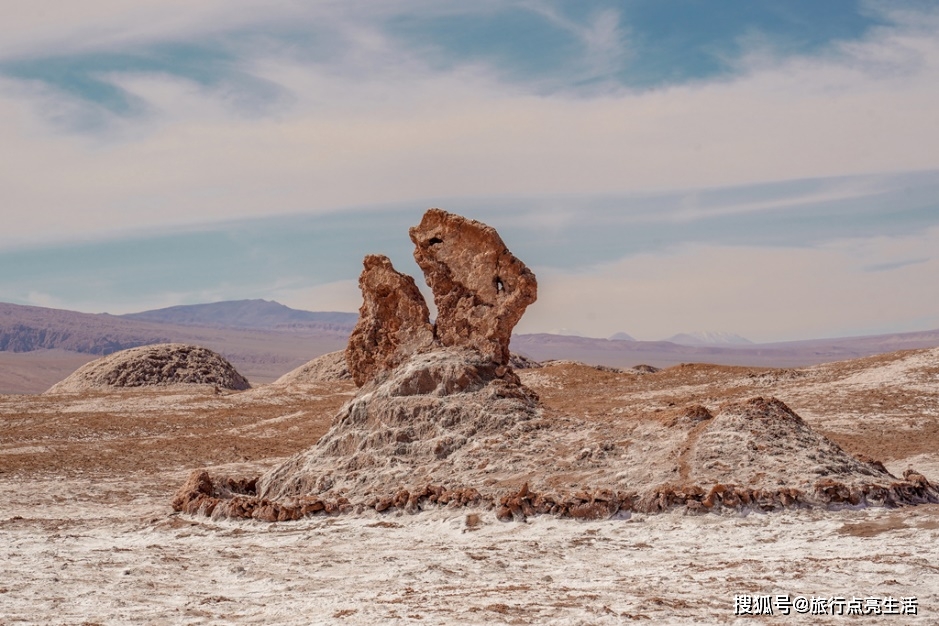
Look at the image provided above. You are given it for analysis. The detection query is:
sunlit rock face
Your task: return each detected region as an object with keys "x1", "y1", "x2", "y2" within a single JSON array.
[
  {"x1": 345, "y1": 208, "x2": 537, "y2": 387},
  {"x1": 410, "y1": 208, "x2": 537, "y2": 367},
  {"x1": 345, "y1": 254, "x2": 435, "y2": 387}
]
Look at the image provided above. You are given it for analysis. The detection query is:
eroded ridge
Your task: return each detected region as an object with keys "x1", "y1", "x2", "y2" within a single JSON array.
[{"x1": 172, "y1": 392, "x2": 939, "y2": 521}]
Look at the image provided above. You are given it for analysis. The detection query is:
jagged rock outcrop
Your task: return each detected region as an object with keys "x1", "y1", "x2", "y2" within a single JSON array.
[
  {"x1": 345, "y1": 254, "x2": 435, "y2": 387},
  {"x1": 46, "y1": 343, "x2": 250, "y2": 393},
  {"x1": 344, "y1": 209, "x2": 536, "y2": 386},
  {"x1": 410, "y1": 208, "x2": 537, "y2": 366}
]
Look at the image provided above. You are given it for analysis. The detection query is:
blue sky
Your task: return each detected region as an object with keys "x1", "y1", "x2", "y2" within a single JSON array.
[{"x1": 1, "y1": 1, "x2": 938, "y2": 341}]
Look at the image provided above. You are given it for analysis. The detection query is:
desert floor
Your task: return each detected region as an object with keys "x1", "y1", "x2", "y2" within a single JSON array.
[{"x1": 3, "y1": 349, "x2": 939, "y2": 624}]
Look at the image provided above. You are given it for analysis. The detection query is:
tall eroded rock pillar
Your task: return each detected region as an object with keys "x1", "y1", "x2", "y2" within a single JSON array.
[
  {"x1": 345, "y1": 254, "x2": 435, "y2": 386},
  {"x1": 409, "y1": 208, "x2": 537, "y2": 365},
  {"x1": 346, "y1": 209, "x2": 537, "y2": 387}
]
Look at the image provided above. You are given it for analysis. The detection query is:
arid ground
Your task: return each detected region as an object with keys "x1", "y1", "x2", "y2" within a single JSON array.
[{"x1": 3, "y1": 349, "x2": 939, "y2": 624}]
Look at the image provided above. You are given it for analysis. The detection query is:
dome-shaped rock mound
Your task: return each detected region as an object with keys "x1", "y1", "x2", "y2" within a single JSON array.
[
  {"x1": 46, "y1": 343, "x2": 250, "y2": 393},
  {"x1": 273, "y1": 351, "x2": 352, "y2": 386}
]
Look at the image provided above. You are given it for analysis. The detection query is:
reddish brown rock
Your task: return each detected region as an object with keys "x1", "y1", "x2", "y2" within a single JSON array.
[
  {"x1": 409, "y1": 208, "x2": 537, "y2": 365},
  {"x1": 345, "y1": 254, "x2": 435, "y2": 386}
]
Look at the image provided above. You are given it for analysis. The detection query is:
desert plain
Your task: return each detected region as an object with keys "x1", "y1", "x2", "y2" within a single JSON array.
[{"x1": 3, "y1": 345, "x2": 939, "y2": 624}]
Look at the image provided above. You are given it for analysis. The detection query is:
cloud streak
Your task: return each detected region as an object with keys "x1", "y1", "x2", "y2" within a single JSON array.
[
  {"x1": 1, "y1": 2, "x2": 937, "y2": 342},
  {"x1": 3, "y1": 8, "x2": 939, "y2": 246}
]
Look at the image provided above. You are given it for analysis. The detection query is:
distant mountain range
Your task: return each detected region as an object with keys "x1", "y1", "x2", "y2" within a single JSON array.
[
  {"x1": 665, "y1": 331, "x2": 753, "y2": 346},
  {"x1": 0, "y1": 300, "x2": 354, "y2": 355},
  {"x1": 122, "y1": 299, "x2": 358, "y2": 331},
  {"x1": 2, "y1": 299, "x2": 939, "y2": 393}
]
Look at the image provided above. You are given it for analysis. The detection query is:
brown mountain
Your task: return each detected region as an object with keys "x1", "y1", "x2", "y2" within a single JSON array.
[
  {"x1": 121, "y1": 299, "x2": 357, "y2": 332},
  {"x1": 2, "y1": 300, "x2": 938, "y2": 394}
]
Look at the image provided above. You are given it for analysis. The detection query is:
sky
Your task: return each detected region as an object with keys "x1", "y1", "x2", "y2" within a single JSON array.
[{"x1": 1, "y1": 0, "x2": 938, "y2": 342}]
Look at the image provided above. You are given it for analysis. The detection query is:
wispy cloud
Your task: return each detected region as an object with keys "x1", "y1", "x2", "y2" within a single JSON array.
[
  {"x1": 3, "y1": 9, "x2": 939, "y2": 245},
  {"x1": 2, "y1": 2, "x2": 938, "y2": 341},
  {"x1": 863, "y1": 257, "x2": 930, "y2": 272},
  {"x1": 2, "y1": 170, "x2": 937, "y2": 341}
]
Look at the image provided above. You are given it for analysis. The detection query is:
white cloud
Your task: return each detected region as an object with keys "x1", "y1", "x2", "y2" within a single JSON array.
[
  {"x1": 2, "y1": 4, "x2": 939, "y2": 250},
  {"x1": 524, "y1": 3, "x2": 630, "y2": 80},
  {"x1": 516, "y1": 227, "x2": 939, "y2": 342}
]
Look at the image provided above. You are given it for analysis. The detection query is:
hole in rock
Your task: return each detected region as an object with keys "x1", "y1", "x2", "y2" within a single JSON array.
[
  {"x1": 495, "y1": 277, "x2": 505, "y2": 293},
  {"x1": 428, "y1": 237, "x2": 443, "y2": 245}
]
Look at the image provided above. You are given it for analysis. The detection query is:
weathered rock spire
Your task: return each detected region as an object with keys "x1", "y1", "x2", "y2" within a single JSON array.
[
  {"x1": 410, "y1": 209, "x2": 537, "y2": 365},
  {"x1": 345, "y1": 209, "x2": 537, "y2": 386},
  {"x1": 345, "y1": 254, "x2": 435, "y2": 387}
]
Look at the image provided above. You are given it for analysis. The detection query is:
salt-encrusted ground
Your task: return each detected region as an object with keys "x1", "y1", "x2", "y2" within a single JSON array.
[
  {"x1": 2, "y1": 472, "x2": 938, "y2": 624},
  {"x1": 2, "y1": 348, "x2": 939, "y2": 624}
]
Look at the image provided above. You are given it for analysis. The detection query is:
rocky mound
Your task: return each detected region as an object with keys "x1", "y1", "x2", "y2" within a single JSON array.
[
  {"x1": 259, "y1": 349, "x2": 539, "y2": 502},
  {"x1": 172, "y1": 209, "x2": 939, "y2": 521},
  {"x1": 273, "y1": 351, "x2": 351, "y2": 385},
  {"x1": 47, "y1": 343, "x2": 250, "y2": 393},
  {"x1": 275, "y1": 350, "x2": 536, "y2": 387},
  {"x1": 508, "y1": 353, "x2": 541, "y2": 369}
]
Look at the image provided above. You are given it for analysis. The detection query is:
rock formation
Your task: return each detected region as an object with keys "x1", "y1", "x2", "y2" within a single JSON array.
[
  {"x1": 410, "y1": 208, "x2": 537, "y2": 366},
  {"x1": 345, "y1": 254, "x2": 436, "y2": 386},
  {"x1": 47, "y1": 343, "x2": 250, "y2": 393},
  {"x1": 258, "y1": 349, "x2": 539, "y2": 504},
  {"x1": 344, "y1": 209, "x2": 536, "y2": 386},
  {"x1": 275, "y1": 349, "x2": 537, "y2": 388},
  {"x1": 171, "y1": 209, "x2": 939, "y2": 522}
]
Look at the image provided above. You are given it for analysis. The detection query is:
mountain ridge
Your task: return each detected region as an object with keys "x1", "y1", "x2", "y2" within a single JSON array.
[
  {"x1": 121, "y1": 299, "x2": 358, "y2": 331},
  {"x1": 666, "y1": 331, "x2": 753, "y2": 346},
  {"x1": 2, "y1": 299, "x2": 939, "y2": 394}
]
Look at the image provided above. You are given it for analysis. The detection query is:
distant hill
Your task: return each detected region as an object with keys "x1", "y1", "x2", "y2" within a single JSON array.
[
  {"x1": 0, "y1": 302, "x2": 170, "y2": 354},
  {"x1": 512, "y1": 329, "x2": 939, "y2": 370},
  {"x1": 666, "y1": 331, "x2": 753, "y2": 346},
  {"x1": 121, "y1": 299, "x2": 358, "y2": 332},
  {"x1": 608, "y1": 332, "x2": 636, "y2": 341},
  {"x1": 3, "y1": 299, "x2": 939, "y2": 394}
]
